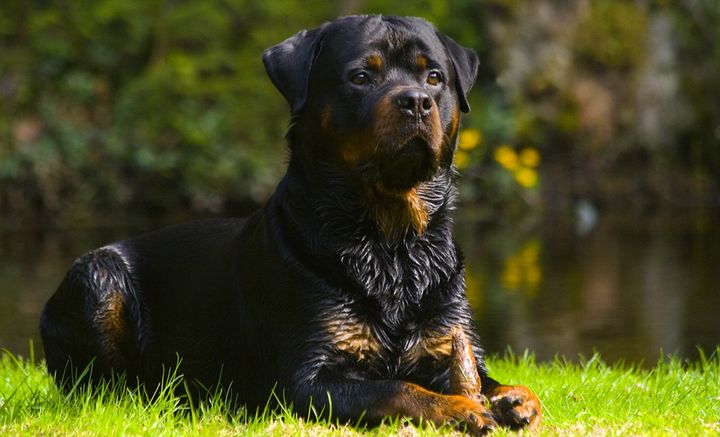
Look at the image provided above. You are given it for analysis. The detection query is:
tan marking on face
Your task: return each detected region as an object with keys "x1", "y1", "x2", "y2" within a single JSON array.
[
  {"x1": 367, "y1": 54, "x2": 384, "y2": 71},
  {"x1": 321, "y1": 104, "x2": 333, "y2": 133},
  {"x1": 416, "y1": 54, "x2": 428, "y2": 70},
  {"x1": 339, "y1": 143, "x2": 360, "y2": 165},
  {"x1": 326, "y1": 102, "x2": 373, "y2": 168},
  {"x1": 372, "y1": 92, "x2": 398, "y2": 142},
  {"x1": 337, "y1": 127, "x2": 374, "y2": 167},
  {"x1": 428, "y1": 102, "x2": 443, "y2": 151},
  {"x1": 332, "y1": 88, "x2": 444, "y2": 238},
  {"x1": 449, "y1": 109, "x2": 460, "y2": 139},
  {"x1": 373, "y1": 89, "x2": 443, "y2": 158},
  {"x1": 326, "y1": 316, "x2": 382, "y2": 363},
  {"x1": 363, "y1": 88, "x2": 446, "y2": 238}
]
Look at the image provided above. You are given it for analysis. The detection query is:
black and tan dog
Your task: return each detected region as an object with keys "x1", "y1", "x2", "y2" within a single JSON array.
[{"x1": 41, "y1": 15, "x2": 540, "y2": 434}]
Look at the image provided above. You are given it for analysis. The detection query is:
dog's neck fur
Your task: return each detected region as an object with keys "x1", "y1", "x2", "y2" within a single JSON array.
[{"x1": 268, "y1": 154, "x2": 462, "y2": 323}]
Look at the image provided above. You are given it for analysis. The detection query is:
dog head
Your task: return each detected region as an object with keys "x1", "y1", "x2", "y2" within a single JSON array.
[{"x1": 264, "y1": 15, "x2": 478, "y2": 236}]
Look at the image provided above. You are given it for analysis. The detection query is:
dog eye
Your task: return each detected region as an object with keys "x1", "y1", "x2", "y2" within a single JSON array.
[
  {"x1": 426, "y1": 71, "x2": 443, "y2": 86},
  {"x1": 350, "y1": 72, "x2": 371, "y2": 86}
]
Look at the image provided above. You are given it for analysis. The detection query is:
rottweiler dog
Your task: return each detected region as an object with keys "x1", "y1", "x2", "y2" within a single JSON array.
[{"x1": 41, "y1": 15, "x2": 540, "y2": 434}]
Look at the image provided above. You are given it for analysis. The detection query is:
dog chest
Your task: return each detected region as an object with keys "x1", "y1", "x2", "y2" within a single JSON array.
[{"x1": 324, "y1": 311, "x2": 454, "y2": 378}]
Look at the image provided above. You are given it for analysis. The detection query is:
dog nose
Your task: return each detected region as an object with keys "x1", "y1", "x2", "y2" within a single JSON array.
[{"x1": 397, "y1": 89, "x2": 433, "y2": 118}]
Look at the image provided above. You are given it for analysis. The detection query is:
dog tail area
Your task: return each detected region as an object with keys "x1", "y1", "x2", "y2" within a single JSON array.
[{"x1": 40, "y1": 246, "x2": 144, "y2": 390}]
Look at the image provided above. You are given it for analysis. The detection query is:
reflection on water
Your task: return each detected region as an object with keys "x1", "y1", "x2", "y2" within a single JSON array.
[
  {"x1": 458, "y1": 211, "x2": 720, "y2": 364},
  {"x1": 1, "y1": 212, "x2": 718, "y2": 363}
]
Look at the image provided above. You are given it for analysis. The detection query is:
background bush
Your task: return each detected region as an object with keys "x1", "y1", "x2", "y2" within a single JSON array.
[{"x1": 1, "y1": 0, "x2": 718, "y2": 227}]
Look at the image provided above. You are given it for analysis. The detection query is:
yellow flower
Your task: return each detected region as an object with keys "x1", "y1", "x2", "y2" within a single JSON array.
[
  {"x1": 519, "y1": 240, "x2": 541, "y2": 263},
  {"x1": 526, "y1": 266, "x2": 543, "y2": 287},
  {"x1": 520, "y1": 147, "x2": 541, "y2": 168},
  {"x1": 458, "y1": 129, "x2": 482, "y2": 151},
  {"x1": 514, "y1": 167, "x2": 539, "y2": 188},
  {"x1": 494, "y1": 145, "x2": 519, "y2": 171},
  {"x1": 501, "y1": 239, "x2": 543, "y2": 297},
  {"x1": 454, "y1": 150, "x2": 469, "y2": 169},
  {"x1": 501, "y1": 260, "x2": 521, "y2": 292}
]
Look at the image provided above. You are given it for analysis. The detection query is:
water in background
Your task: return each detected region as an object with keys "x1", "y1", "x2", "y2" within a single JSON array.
[
  {"x1": 457, "y1": 209, "x2": 720, "y2": 363},
  {"x1": 1, "y1": 210, "x2": 718, "y2": 363}
]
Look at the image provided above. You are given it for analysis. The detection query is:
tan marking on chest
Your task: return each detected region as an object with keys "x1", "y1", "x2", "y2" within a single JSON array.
[
  {"x1": 404, "y1": 331, "x2": 453, "y2": 364},
  {"x1": 326, "y1": 317, "x2": 382, "y2": 362},
  {"x1": 368, "y1": 185, "x2": 429, "y2": 238},
  {"x1": 421, "y1": 333, "x2": 453, "y2": 359}
]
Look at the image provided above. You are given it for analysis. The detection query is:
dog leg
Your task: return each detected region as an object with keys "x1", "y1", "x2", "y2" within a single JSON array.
[
  {"x1": 293, "y1": 379, "x2": 497, "y2": 435},
  {"x1": 449, "y1": 329, "x2": 540, "y2": 430},
  {"x1": 41, "y1": 247, "x2": 141, "y2": 389},
  {"x1": 449, "y1": 327, "x2": 487, "y2": 404}
]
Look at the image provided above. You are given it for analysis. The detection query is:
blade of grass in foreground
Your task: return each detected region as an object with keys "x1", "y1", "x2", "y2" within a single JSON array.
[{"x1": 1, "y1": 345, "x2": 718, "y2": 436}]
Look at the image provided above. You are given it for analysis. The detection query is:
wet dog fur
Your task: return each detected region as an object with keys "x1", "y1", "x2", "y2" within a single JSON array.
[{"x1": 40, "y1": 15, "x2": 540, "y2": 434}]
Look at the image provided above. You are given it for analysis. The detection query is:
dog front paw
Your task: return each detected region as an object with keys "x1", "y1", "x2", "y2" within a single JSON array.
[
  {"x1": 441, "y1": 394, "x2": 498, "y2": 435},
  {"x1": 487, "y1": 385, "x2": 541, "y2": 430}
]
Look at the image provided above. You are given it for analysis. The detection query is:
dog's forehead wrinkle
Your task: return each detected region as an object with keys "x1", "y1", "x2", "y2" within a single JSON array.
[
  {"x1": 319, "y1": 17, "x2": 444, "y2": 72},
  {"x1": 373, "y1": 38, "x2": 441, "y2": 68}
]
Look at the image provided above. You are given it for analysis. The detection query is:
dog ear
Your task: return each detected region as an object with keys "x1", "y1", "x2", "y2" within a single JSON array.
[
  {"x1": 437, "y1": 33, "x2": 479, "y2": 113},
  {"x1": 263, "y1": 27, "x2": 325, "y2": 115}
]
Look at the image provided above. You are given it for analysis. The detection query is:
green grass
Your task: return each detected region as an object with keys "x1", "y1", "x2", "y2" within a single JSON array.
[{"x1": 1, "y1": 344, "x2": 718, "y2": 436}]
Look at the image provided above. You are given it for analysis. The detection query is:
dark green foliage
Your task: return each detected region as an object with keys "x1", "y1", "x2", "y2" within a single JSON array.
[
  {"x1": 0, "y1": 0, "x2": 337, "y2": 224},
  {"x1": 1, "y1": 1, "x2": 719, "y2": 226},
  {"x1": 574, "y1": 1, "x2": 648, "y2": 71}
]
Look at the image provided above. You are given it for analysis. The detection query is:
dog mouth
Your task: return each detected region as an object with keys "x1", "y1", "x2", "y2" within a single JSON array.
[{"x1": 373, "y1": 137, "x2": 437, "y2": 191}]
